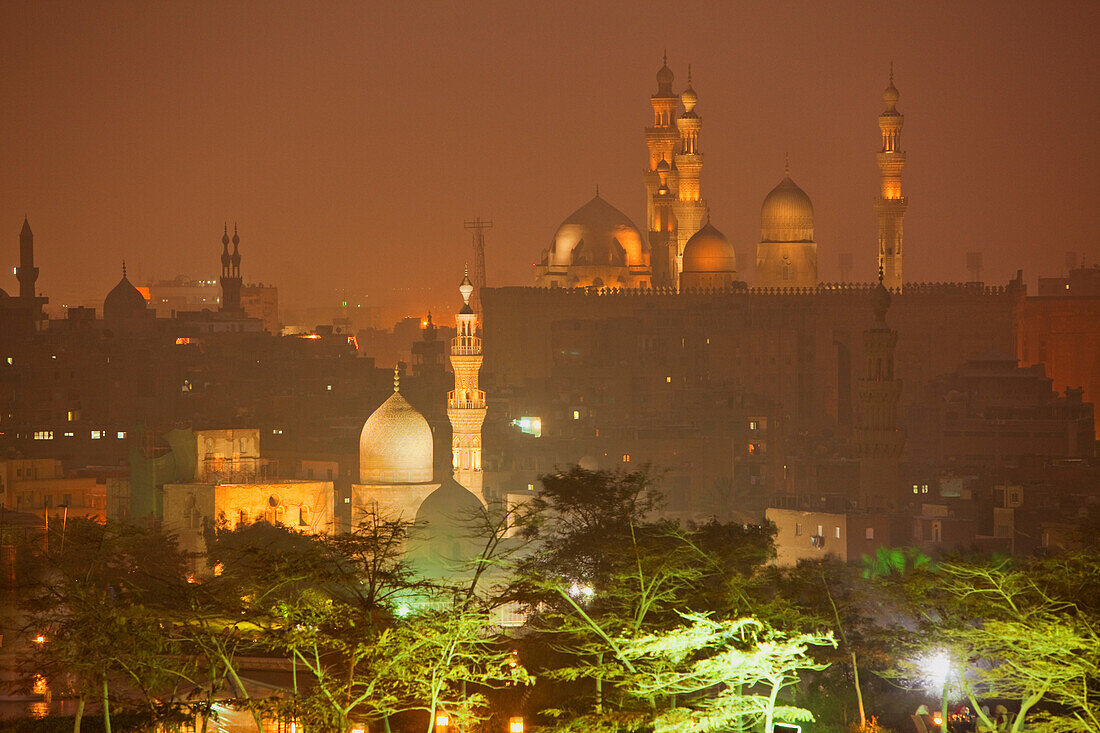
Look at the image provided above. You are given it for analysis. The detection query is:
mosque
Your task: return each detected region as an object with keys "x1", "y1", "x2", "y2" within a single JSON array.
[{"x1": 534, "y1": 59, "x2": 907, "y2": 292}]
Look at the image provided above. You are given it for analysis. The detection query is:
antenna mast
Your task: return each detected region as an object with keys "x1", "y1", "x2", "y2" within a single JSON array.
[{"x1": 464, "y1": 217, "x2": 493, "y2": 313}]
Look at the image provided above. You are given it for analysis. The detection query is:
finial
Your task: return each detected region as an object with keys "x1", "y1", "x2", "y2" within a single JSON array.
[
  {"x1": 232, "y1": 222, "x2": 240, "y2": 247},
  {"x1": 889, "y1": 61, "x2": 894, "y2": 84},
  {"x1": 705, "y1": 205, "x2": 711, "y2": 224},
  {"x1": 393, "y1": 365, "x2": 400, "y2": 393},
  {"x1": 595, "y1": 183, "x2": 600, "y2": 197},
  {"x1": 687, "y1": 64, "x2": 692, "y2": 85},
  {"x1": 878, "y1": 263, "x2": 885, "y2": 282},
  {"x1": 122, "y1": 261, "x2": 127, "y2": 278},
  {"x1": 784, "y1": 152, "x2": 790, "y2": 177},
  {"x1": 663, "y1": 49, "x2": 667, "y2": 66}
]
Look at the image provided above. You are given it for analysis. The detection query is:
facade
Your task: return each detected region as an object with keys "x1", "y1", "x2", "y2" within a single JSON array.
[
  {"x1": 0, "y1": 459, "x2": 106, "y2": 522},
  {"x1": 766, "y1": 507, "x2": 892, "y2": 566}
]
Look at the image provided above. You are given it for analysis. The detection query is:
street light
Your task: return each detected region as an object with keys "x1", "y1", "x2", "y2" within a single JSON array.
[
  {"x1": 434, "y1": 713, "x2": 450, "y2": 732},
  {"x1": 509, "y1": 717, "x2": 524, "y2": 732}
]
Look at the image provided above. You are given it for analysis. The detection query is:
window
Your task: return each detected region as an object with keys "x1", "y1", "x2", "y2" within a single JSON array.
[
  {"x1": 835, "y1": 526, "x2": 841, "y2": 539},
  {"x1": 116, "y1": 431, "x2": 126, "y2": 439},
  {"x1": 794, "y1": 523, "x2": 802, "y2": 537},
  {"x1": 67, "y1": 411, "x2": 74, "y2": 422},
  {"x1": 932, "y1": 521, "x2": 942, "y2": 543},
  {"x1": 572, "y1": 410, "x2": 580, "y2": 420},
  {"x1": 91, "y1": 430, "x2": 103, "y2": 440},
  {"x1": 326, "y1": 385, "x2": 333, "y2": 391},
  {"x1": 865, "y1": 527, "x2": 875, "y2": 540},
  {"x1": 665, "y1": 376, "x2": 672, "y2": 383},
  {"x1": 34, "y1": 431, "x2": 53, "y2": 440},
  {"x1": 527, "y1": 483, "x2": 535, "y2": 491},
  {"x1": 622, "y1": 454, "x2": 631, "y2": 463},
  {"x1": 344, "y1": 497, "x2": 350, "y2": 504},
  {"x1": 63, "y1": 431, "x2": 74, "y2": 437},
  {"x1": 749, "y1": 420, "x2": 759, "y2": 431},
  {"x1": 817, "y1": 525, "x2": 823, "y2": 537}
]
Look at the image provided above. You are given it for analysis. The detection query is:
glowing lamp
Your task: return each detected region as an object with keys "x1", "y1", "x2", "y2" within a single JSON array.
[
  {"x1": 435, "y1": 714, "x2": 450, "y2": 726},
  {"x1": 34, "y1": 635, "x2": 46, "y2": 644},
  {"x1": 509, "y1": 717, "x2": 524, "y2": 732}
]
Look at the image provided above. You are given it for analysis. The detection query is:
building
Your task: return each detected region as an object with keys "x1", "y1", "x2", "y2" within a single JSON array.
[
  {"x1": 755, "y1": 162, "x2": 818, "y2": 289},
  {"x1": 766, "y1": 507, "x2": 892, "y2": 566},
  {"x1": 0, "y1": 458, "x2": 106, "y2": 522}
]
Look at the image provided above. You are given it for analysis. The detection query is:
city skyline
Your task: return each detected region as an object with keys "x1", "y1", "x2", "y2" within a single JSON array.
[{"x1": 1, "y1": 1, "x2": 1097, "y2": 313}]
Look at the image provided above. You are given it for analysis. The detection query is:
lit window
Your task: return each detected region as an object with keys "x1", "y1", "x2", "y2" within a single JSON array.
[
  {"x1": 817, "y1": 525, "x2": 823, "y2": 536},
  {"x1": 5, "y1": 357, "x2": 11, "y2": 364},
  {"x1": 912, "y1": 484, "x2": 919, "y2": 494},
  {"x1": 91, "y1": 430, "x2": 103, "y2": 439},
  {"x1": 835, "y1": 526, "x2": 841, "y2": 539},
  {"x1": 865, "y1": 527, "x2": 875, "y2": 540},
  {"x1": 67, "y1": 411, "x2": 74, "y2": 422},
  {"x1": 344, "y1": 497, "x2": 350, "y2": 504},
  {"x1": 33, "y1": 431, "x2": 54, "y2": 440},
  {"x1": 749, "y1": 420, "x2": 759, "y2": 431},
  {"x1": 665, "y1": 376, "x2": 672, "y2": 383},
  {"x1": 272, "y1": 428, "x2": 284, "y2": 435},
  {"x1": 116, "y1": 431, "x2": 126, "y2": 439},
  {"x1": 921, "y1": 484, "x2": 929, "y2": 494},
  {"x1": 572, "y1": 410, "x2": 580, "y2": 420},
  {"x1": 622, "y1": 454, "x2": 630, "y2": 463},
  {"x1": 795, "y1": 523, "x2": 802, "y2": 537},
  {"x1": 63, "y1": 431, "x2": 74, "y2": 437},
  {"x1": 326, "y1": 385, "x2": 333, "y2": 391},
  {"x1": 527, "y1": 483, "x2": 535, "y2": 491}
]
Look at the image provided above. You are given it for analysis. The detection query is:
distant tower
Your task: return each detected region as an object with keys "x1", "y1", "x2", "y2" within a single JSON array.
[
  {"x1": 16, "y1": 217, "x2": 38, "y2": 300},
  {"x1": 875, "y1": 66, "x2": 907, "y2": 291},
  {"x1": 220, "y1": 223, "x2": 243, "y2": 312},
  {"x1": 853, "y1": 274, "x2": 906, "y2": 509},
  {"x1": 464, "y1": 217, "x2": 493, "y2": 313},
  {"x1": 644, "y1": 57, "x2": 707, "y2": 289},
  {"x1": 447, "y1": 270, "x2": 487, "y2": 504},
  {"x1": 671, "y1": 65, "x2": 707, "y2": 290}
]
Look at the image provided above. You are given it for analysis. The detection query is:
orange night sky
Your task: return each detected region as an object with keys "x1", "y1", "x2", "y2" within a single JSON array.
[{"x1": 1, "y1": 1, "x2": 1097, "y2": 317}]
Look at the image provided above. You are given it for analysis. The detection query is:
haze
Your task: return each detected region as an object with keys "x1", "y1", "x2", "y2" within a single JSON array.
[{"x1": 1, "y1": 1, "x2": 1097, "y2": 315}]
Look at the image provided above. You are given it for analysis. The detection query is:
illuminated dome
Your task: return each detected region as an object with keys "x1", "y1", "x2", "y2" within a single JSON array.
[
  {"x1": 761, "y1": 175, "x2": 814, "y2": 243},
  {"x1": 359, "y1": 387, "x2": 434, "y2": 484},
  {"x1": 103, "y1": 271, "x2": 147, "y2": 321},
  {"x1": 682, "y1": 222, "x2": 736, "y2": 273},
  {"x1": 883, "y1": 78, "x2": 900, "y2": 111},
  {"x1": 549, "y1": 195, "x2": 645, "y2": 269}
]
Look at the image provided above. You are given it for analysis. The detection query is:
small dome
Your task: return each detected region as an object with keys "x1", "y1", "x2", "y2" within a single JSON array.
[
  {"x1": 551, "y1": 195, "x2": 644, "y2": 268},
  {"x1": 681, "y1": 85, "x2": 698, "y2": 113},
  {"x1": 410, "y1": 475, "x2": 487, "y2": 575},
  {"x1": 656, "y1": 63, "x2": 674, "y2": 88},
  {"x1": 359, "y1": 390, "x2": 434, "y2": 484},
  {"x1": 656, "y1": 157, "x2": 670, "y2": 172},
  {"x1": 682, "y1": 222, "x2": 736, "y2": 273},
  {"x1": 103, "y1": 274, "x2": 147, "y2": 321},
  {"x1": 761, "y1": 175, "x2": 814, "y2": 243}
]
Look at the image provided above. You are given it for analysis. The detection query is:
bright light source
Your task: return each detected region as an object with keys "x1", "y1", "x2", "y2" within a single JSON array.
[
  {"x1": 932, "y1": 713, "x2": 943, "y2": 726},
  {"x1": 568, "y1": 582, "x2": 595, "y2": 599},
  {"x1": 435, "y1": 713, "x2": 450, "y2": 725},
  {"x1": 33, "y1": 635, "x2": 46, "y2": 644},
  {"x1": 509, "y1": 717, "x2": 524, "y2": 732}
]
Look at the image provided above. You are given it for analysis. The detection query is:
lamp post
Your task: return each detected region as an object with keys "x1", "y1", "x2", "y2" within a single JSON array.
[{"x1": 58, "y1": 504, "x2": 69, "y2": 554}]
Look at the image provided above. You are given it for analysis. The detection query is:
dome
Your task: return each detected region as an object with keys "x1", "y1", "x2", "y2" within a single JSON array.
[
  {"x1": 656, "y1": 62, "x2": 674, "y2": 91},
  {"x1": 883, "y1": 81, "x2": 899, "y2": 111},
  {"x1": 681, "y1": 85, "x2": 698, "y2": 113},
  {"x1": 682, "y1": 222, "x2": 736, "y2": 273},
  {"x1": 761, "y1": 175, "x2": 814, "y2": 243},
  {"x1": 409, "y1": 475, "x2": 487, "y2": 575},
  {"x1": 550, "y1": 195, "x2": 644, "y2": 269},
  {"x1": 103, "y1": 273, "x2": 147, "y2": 321},
  {"x1": 359, "y1": 389, "x2": 434, "y2": 484}
]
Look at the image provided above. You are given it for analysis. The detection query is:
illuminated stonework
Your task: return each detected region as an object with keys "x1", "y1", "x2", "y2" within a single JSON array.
[
  {"x1": 448, "y1": 271, "x2": 488, "y2": 503},
  {"x1": 875, "y1": 67, "x2": 907, "y2": 291},
  {"x1": 358, "y1": 370, "x2": 434, "y2": 484},
  {"x1": 680, "y1": 221, "x2": 737, "y2": 290},
  {"x1": 535, "y1": 195, "x2": 651, "y2": 289},
  {"x1": 755, "y1": 165, "x2": 818, "y2": 288}
]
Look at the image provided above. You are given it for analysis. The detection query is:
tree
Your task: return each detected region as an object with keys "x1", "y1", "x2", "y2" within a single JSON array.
[
  {"x1": 892, "y1": 554, "x2": 1100, "y2": 733},
  {"x1": 620, "y1": 614, "x2": 835, "y2": 732}
]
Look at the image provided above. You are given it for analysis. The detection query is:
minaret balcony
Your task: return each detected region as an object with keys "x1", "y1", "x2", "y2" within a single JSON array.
[{"x1": 451, "y1": 336, "x2": 482, "y2": 355}]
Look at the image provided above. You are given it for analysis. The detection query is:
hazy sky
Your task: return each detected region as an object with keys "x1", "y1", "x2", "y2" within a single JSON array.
[{"x1": 1, "y1": 1, "x2": 1097, "y2": 315}]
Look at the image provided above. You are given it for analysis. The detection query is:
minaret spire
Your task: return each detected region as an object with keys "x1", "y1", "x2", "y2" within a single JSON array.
[
  {"x1": 875, "y1": 65, "x2": 907, "y2": 291},
  {"x1": 448, "y1": 269, "x2": 488, "y2": 504}
]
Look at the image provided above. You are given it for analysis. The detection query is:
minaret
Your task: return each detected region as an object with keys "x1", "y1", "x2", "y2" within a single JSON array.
[
  {"x1": 447, "y1": 269, "x2": 487, "y2": 504},
  {"x1": 874, "y1": 66, "x2": 907, "y2": 291},
  {"x1": 219, "y1": 223, "x2": 243, "y2": 312},
  {"x1": 853, "y1": 273, "x2": 906, "y2": 510},
  {"x1": 644, "y1": 55, "x2": 681, "y2": 288},
  {"x1": 671, "y1": 65, "x2": 706, "y2": 290},
  {"x1": 16, "y1": 217, "x2": 38, "y2": 300}
]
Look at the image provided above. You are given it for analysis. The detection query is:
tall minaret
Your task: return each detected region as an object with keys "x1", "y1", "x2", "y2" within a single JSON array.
[
  {"x1": 16, "y1": 217, "x2": 38, "y2": 300},
  {"x1": 447, "y1": 269, "x2": 487, "y2": 504},
  {"x1": 853, "y1": 274, "x2": 905, "y2": 510},
  {"x1": 671, "y1": 66, "x2": 706, "y2": 290},
  {"x1": 644, "y1": 55, "x2": 681, "y2": 288},
  {"x1": 220, "y1": 223, "x2": 243, "y2": 312},
  {"x1": 874, "y1": 66, "x2": 907, "y2": 291}
]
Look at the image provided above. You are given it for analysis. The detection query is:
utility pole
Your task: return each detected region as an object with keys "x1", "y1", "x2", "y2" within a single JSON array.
[{"x1": 463, "y1": 217, "x2": 492, "y2": 314}]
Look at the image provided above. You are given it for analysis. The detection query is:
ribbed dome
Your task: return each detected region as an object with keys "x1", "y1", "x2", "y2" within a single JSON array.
[
  {"x1": 761, "y1": 176, "x2": 814, "y2": 243},
  {"x1": 359, "y1": 390, "x2": 434, "y2": 484},
  {"x1": 103, "y1": 275, "x2": 147, "y2": 320},
  {"x1": 551, "y1": 195, "x2": 644, "y2": 268},
  {"x1": 682, "y1": 222, "x2": 736, "y2": 273}
]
